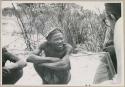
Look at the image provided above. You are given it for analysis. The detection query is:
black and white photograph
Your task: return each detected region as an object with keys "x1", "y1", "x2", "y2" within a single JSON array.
[{"x1": 1, "y1": 0, "x2": 124, "y2": 86}]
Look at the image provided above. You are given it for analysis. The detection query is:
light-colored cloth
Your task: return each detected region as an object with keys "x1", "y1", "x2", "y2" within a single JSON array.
[{"x1": 114, "y1": 17, "x2": 124, "y2": 83}]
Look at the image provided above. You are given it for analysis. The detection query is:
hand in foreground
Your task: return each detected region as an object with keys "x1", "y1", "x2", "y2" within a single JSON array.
[{"x1": 17, "y1": 60, "x2": 27, "y2": 69}]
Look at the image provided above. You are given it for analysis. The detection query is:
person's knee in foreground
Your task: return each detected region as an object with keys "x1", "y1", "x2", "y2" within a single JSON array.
[
  {"x1": 27, "y1": 28, "x2": 73, "y2": 84},
  {"x1": 2, "y1": 47, "x2": 27, "y2": 84}
]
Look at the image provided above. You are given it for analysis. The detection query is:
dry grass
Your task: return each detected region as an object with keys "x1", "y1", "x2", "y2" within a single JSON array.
[{"x1": 2, "y1": 3, "x2": 107, "y2": 52}]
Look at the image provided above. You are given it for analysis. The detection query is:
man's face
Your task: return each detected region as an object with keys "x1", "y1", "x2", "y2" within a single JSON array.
[{"x1": 48, "y1": 32, "x2": 64, "y2": 50}]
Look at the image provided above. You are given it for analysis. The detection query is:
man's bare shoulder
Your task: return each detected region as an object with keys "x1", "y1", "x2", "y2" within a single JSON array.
[
  {"x1": 64, "y1": 43, "x2": 73, "y2": 53},
  {"x1": 39, "y1": 41, "x2": 48, "y2": 50},
  {"x1": 64, "y1": 43, "x2": 72, "y2": 48}
]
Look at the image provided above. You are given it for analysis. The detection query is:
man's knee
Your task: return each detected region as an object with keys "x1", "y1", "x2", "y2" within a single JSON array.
[{"x1": 2, "y1": 69, "x2": 23, "y2": 84}]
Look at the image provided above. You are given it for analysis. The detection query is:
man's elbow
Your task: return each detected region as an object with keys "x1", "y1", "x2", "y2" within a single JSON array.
[{"x1": 26, "y1": 54, "x2": 34, "y2": 62}]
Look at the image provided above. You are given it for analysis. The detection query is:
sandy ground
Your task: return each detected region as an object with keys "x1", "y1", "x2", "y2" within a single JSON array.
[{"x1": 1, "y1": 16, "x2": 109, "y2": 86}]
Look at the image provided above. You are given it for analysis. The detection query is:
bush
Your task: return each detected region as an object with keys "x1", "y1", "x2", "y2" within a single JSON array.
[{"x1": 2, "y1": 3, "x2": 107, "y2": 52}]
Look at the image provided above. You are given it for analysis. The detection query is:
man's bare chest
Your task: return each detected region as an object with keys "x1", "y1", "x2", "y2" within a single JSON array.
[{"x1": 43, "y1": 46, "x2": 66, "y2": 58}]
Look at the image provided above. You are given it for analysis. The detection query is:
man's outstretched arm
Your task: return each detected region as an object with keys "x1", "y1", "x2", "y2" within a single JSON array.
[
  {"x1": 27, "y1": 54, "x2": 60, "y2": 64},
  {"x1": 27, "y1": 41, "x2": 60, "y2": 64}
]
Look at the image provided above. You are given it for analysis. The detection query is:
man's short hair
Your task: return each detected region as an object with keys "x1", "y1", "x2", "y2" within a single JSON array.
[
  {"x1": 105, "y1": 3, "x2": 121, "y2": 20},
  {"x1": 46, "y1": 28, "x2": 63, "y2": 40}
]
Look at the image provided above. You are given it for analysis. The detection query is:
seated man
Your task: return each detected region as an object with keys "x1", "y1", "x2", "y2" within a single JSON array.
[
  {"x1": 2, "y1": 47, "x2": 27, "y2": 84},
  {"x1": 27, "y1": 28, "x2": 73, "y2": 84}
]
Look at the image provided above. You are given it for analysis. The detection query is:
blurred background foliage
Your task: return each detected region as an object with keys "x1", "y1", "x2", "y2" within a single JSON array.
[{"x1": 2, "y1": 3, "x2": 107, "y2": 53}]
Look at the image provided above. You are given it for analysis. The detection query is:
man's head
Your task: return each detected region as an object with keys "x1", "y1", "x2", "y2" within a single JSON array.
[
  {"x1": 105, "y1": 3, "x2": 121, "y2": 21},
  {"x1": 2, "y1": 47, "x2": 7, "y2": 54},
  {"x1": 46, "y1": 28, "x2": 65, "y2": 51},
  {"x1": 104, "y1": 3, "x2": 121, "y2": 29}
]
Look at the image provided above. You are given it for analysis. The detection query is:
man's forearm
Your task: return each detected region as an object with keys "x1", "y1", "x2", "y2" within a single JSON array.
[
  {"x1": 39, "y1": 59, "x2": 70, "y2": 70},
  {"x1": 27, "y1": 54, "x2": 60, "y2": 64},
  {"x1": 39, "y1": 55, "x2": 71, "y2": 70}
]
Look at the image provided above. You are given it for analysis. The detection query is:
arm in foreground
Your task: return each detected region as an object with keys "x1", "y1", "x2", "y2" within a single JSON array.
[{"x1": 2, "y1": 48, "x2": 27, "y2": 70}]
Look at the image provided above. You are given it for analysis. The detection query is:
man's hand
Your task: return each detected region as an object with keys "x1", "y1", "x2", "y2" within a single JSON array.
[
  {"x1": 27, "y1": 54, "x2": 36, "y2": 62},
  {"x1": 40, "y1": 60, "x2": 70, "y2": 70}
]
